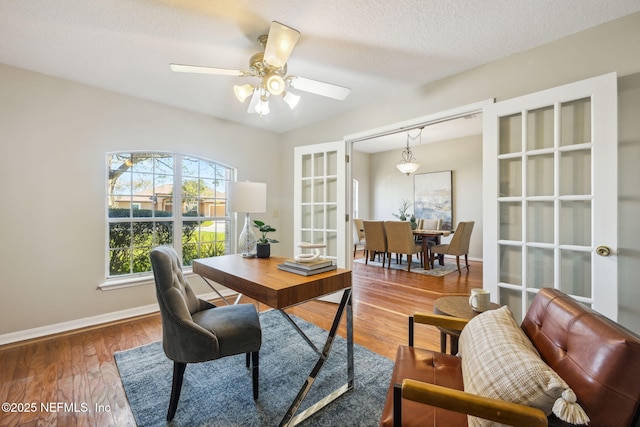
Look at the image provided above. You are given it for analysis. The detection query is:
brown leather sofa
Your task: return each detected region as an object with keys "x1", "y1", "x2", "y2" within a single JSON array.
[{"x1": 380, "y1": 288, "x2": 640, "y2": 427}]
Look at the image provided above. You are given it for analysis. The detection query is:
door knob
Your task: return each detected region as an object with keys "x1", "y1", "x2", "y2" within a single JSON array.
[{"x1": 595, "y1": 246, "x2": 611, "y2": 257}]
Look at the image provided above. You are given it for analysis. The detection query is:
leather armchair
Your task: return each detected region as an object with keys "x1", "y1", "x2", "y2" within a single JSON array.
[{"x1": 150, "y1": 245, "x2": 262, "y2": 421}]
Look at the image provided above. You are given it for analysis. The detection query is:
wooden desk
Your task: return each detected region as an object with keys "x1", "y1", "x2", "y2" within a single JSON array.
[
  {"x1": 412, "y1": 229, "x2": 451, "y2": 269},
  {"x1": 192, "y1": 255, "x2": 353, "y2": 427},
  {"x1": 434, "y1": 295, "x2": 500, "y2": 354}
]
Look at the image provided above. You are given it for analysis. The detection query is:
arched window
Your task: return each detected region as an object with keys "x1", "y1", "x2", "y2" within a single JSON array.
[{"x1": 106, "y1": 152, "x2": 234, "y2": 280}]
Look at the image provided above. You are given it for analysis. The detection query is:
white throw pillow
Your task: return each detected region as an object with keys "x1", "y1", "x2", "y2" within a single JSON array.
[{"x1": 459, "y1": 306, "x2": 589, "y2": 427}]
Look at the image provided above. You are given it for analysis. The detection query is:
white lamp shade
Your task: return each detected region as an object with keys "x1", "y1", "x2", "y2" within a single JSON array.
[
  {"x1": 282, "y1": 91, "x2": 300, "y2": 109},
  {"x1": 234, "y1": 84, "x2": 255, "y2": 103},
  {"x1": 227, "y1": 182, "x2": 267, "y2": 213},
  {"x1": 265, "y1": 74, "x2": 285, "y2": 96},
  {"x1": 396, "y1": 162, "x2": 420, "y2": 175}
]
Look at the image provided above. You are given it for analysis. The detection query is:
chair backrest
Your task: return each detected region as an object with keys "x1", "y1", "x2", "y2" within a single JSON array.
[
  {"x1": 384, "y1": 221, "x2": 416, "y2": 254},
  {"x1": 353, "y1": 218, "x2": 365, "y2": 241},
  {"x1": 420, "y1": 218, "x2": 442, "y2": 230},
  {"x1": 363, "y1": 221, "x2": 387, "y2": 252},
  {"x1": 150, "y1": 245, "x2": 201, "y2": 318},
  {"x1": 447, "y1": 221, "x2": 474, "y2": 255},
  {"x1": 522, "y1": 288, "x2": 640, "y2": 427}
]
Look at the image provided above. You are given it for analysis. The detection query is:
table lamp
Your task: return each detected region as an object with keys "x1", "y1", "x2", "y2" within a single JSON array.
[{"x1": 227, "y1": 181, "x2": 267, "y2": 257}]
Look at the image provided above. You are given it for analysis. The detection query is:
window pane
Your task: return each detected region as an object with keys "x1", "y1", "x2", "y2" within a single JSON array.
[{"x1": 107, "y1": 152, "x2": 233, "y2": 279}]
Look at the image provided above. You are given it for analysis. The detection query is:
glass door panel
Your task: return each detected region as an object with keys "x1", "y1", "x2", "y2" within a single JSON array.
[
  {"x1": 561, "y1": 98, "x2": 592, "y2": 146},
  {"x1": 499, "y1": 158, "x2": 522, "y2": 197},
  {"x1": 527, "y1": 106, "x2": 554, "y2": 150},
  {"x1": 499, "y1": 114, "x2": 522, "y2": 154},
  {"x1": 484, "y1": 73, "x2": 618, "y2": 321},
  {"x1": 527, "y1": 153, "x2": 554, "y2": 196},
  {"x1": 560, "y1": 149, "x2": 591, "y2": 195},
  {"x1": 560, "y1": 201, "x2": 591, "y2": 246},
  {"x1": 527, "y1": 201, "x2": 554, "y2": 243},
  {"x1": 499, "y1": 202, "x2": 522, "y2": 241},
  {"x1": 499, "y1": 245, "x2": 522, "y2": 286},
  {"x1": 527, "y1": 247, "x2": 554, "y2": 289},
  {"x1": 560, "y1": 250, "x2": 592, "y2": 298}
]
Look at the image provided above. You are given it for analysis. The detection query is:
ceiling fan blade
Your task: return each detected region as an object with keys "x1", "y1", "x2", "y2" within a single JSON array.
[
  {"x1": 288, "y1": 76, "x2": 351, "y2": 101},
  {"x1": 169, "y1": 63, "x2": 246, "y2": 77},
  {"x1": 263, "y1": 21, "x2": 300, "y2": 69}
]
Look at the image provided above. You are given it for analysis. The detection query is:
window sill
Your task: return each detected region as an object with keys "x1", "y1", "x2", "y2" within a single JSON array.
[{"x1": 99, "y1": 268, "x2": 196, "y2": 291}]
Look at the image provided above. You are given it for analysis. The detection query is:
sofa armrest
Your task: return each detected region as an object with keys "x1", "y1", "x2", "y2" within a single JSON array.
[
  {"x1": 413, "y1": 312, "x2": 469, "y2": 330},
  {"x1": 401, "y1": 379, "x2": 548, "y2": 427}
]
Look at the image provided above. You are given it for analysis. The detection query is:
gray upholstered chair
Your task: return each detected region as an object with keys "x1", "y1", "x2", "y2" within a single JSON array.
[
  {"x1": 430, "y1": 221, "x2": 475, "y2": 274},
  {"x1": 353, "y1": 218, "x2": 366, "y2": 257},
  {"x1": 363, "y1": 220, "x2": 388, "y2": 265},
  {"x1": 150, "y1": 245, "x2": 262, "y2": 421},
  {"x1": 384, "y1": 221, "x2": 423, "y2": 272}
]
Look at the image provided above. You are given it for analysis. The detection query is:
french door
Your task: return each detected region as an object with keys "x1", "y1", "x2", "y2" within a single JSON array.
[
  {"x1": 293, "y1": 141, "x2": 348, "y2": 268},
  {"x1": 483, "y1": 73, "x2": 618, "y2": 321}
]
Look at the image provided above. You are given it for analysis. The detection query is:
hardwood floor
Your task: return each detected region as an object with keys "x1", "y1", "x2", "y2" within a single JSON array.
[{"x1": 0, "y1": 256, "x2": 481, "y2": 426}]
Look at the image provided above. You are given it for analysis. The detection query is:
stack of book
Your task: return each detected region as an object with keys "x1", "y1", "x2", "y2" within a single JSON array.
[{"x1": 277, "y1": 258, "x2": 337, "y2": 276}]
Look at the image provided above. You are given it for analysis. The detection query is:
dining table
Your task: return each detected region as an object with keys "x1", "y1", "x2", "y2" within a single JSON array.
[{"x1": 412, "y1": 229, "x2": 451, "y2": 269}]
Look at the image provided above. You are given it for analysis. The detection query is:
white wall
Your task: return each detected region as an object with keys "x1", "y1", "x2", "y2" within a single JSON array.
[
  {"x1": 366, "y1": 134, "x2": 483, "y2": 259},
  {"x1": 0, "y1": 64, "x2": 282, "y2": 335}
]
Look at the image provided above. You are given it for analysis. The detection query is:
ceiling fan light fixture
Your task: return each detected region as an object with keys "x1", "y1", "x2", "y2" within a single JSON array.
[
  {"x1": 233, "y1": 84, "x2": 255, "y2": 103},
  {"x1": 263, "y1": 21, "x2": 300, "y2": 68},
  {"x1": 265, "y1": 74, "x2": 285, "y2": 96},
  {"x1": 254, "y1": 88, "x2": 270, "y2": 116},
  {"x1": 282, "y1": 91, "x2": 300, "y2": 110},
  {"x1": 255, "y1": 99, "x2": 270, "y2": 116}
]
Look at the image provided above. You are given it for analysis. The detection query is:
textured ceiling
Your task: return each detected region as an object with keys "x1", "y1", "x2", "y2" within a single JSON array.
[{"x1": 2, "y1": 0, "x2": 640, "y2": 137}]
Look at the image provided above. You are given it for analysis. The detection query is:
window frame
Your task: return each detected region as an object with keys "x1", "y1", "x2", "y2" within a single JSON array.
[{"x1": 101, "y1": 151, "x2": 236, "y2": 290}]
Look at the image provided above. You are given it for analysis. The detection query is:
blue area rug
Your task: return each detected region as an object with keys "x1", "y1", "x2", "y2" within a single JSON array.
[{"x1": 114, "y1": 309, "x2": 393, "y2": 426}]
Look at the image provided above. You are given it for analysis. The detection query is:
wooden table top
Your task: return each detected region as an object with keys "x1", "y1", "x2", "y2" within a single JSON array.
[
  {"x1": 412, "y1": 229, "x2": 452, "y2": 236},
  {"x1": 434, "y1": 295, "x2": 501, "y2": 320},
  {"x1": 192, "y1": 254, "x2": 352, "y2": 310}
]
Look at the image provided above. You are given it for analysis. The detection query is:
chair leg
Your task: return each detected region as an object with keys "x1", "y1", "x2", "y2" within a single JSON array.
[
  {"x1": 465, "y1": 254, "x2": 470, "y2": 270},
  {"x1": 456, "y1": 255, "x2": 462, "y2": 274},
  {"x1": 407, "y1": 254, "x2": 412, "y2": 272},
  {"x1": 251, "y1": 351, "x2": 259, "y2": 400},
  {"x1": 167, "y1": 361, "x2": 187, "y2": 421},
  {"x1": 365, "y1": 250, "x2": 369, "y2": 264}
]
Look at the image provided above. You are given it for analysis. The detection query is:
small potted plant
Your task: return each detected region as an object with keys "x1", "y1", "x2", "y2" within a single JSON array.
[{"x1": 253, "y1": 220, "x2": 279, "y2": 258}]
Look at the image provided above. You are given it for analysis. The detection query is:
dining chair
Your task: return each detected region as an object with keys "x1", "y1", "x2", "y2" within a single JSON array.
[
  {"x1": 415, "y1": 218, "x2": 443, "y2": 246},
  {"x1": 353, "y1": 218, "x2": 366, "y2": 257},
  {"x1": 150, "y1": 245, "x2": 262, "y2": 421},
  {"x1": 363, "y1": 220, "x2": 388, "y2": 265},
  {"x1": 429, "y1": 221, "x2": 475, "y2": 274},
  {"x1": 384, "y1": 221, "x2": 423, "y2": 272}
]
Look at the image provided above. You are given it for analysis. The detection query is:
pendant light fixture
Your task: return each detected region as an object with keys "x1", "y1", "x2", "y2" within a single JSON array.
[{"x1": 396, "y1": 128, "x2": 423, "y2": 175}]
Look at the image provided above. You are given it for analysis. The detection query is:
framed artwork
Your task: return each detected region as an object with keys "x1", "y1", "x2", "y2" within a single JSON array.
[{"x1": 414, "y1": 170, "x2": 453, "y2": 230}]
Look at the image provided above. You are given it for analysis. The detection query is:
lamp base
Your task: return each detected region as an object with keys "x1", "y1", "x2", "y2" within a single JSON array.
[{"x1": 238, "y1": 213, "x2": 257, "y2": 257}]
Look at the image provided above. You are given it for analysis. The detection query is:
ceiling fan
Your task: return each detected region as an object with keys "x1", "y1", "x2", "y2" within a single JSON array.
[{"x1": 170, "y1": 21, "x2": 351, "y2": 116}]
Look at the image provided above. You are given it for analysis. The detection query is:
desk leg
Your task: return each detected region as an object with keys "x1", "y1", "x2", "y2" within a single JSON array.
[{"x1": 279, "y1": 289, "x2": 354, "y2": 427}]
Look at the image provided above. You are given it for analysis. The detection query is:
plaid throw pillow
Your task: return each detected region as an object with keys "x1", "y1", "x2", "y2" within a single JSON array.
[{"x1": 459, "y1": 306, "x2": 588, "y2": 427}]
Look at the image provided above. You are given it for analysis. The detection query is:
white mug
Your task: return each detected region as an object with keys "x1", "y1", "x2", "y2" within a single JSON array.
[{"x1": 469, "y1": 288, "x2": 490, "y2": 312}]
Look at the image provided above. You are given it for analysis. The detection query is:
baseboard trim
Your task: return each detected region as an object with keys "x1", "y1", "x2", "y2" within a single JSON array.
[{"x1": 0, "y1": 289, "x2": 236, "y2": 347}]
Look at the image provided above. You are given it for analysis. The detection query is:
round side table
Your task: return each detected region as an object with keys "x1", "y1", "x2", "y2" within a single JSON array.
[{"x1": 434, "y1": 295, "x2": 500, "y2": 354}]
